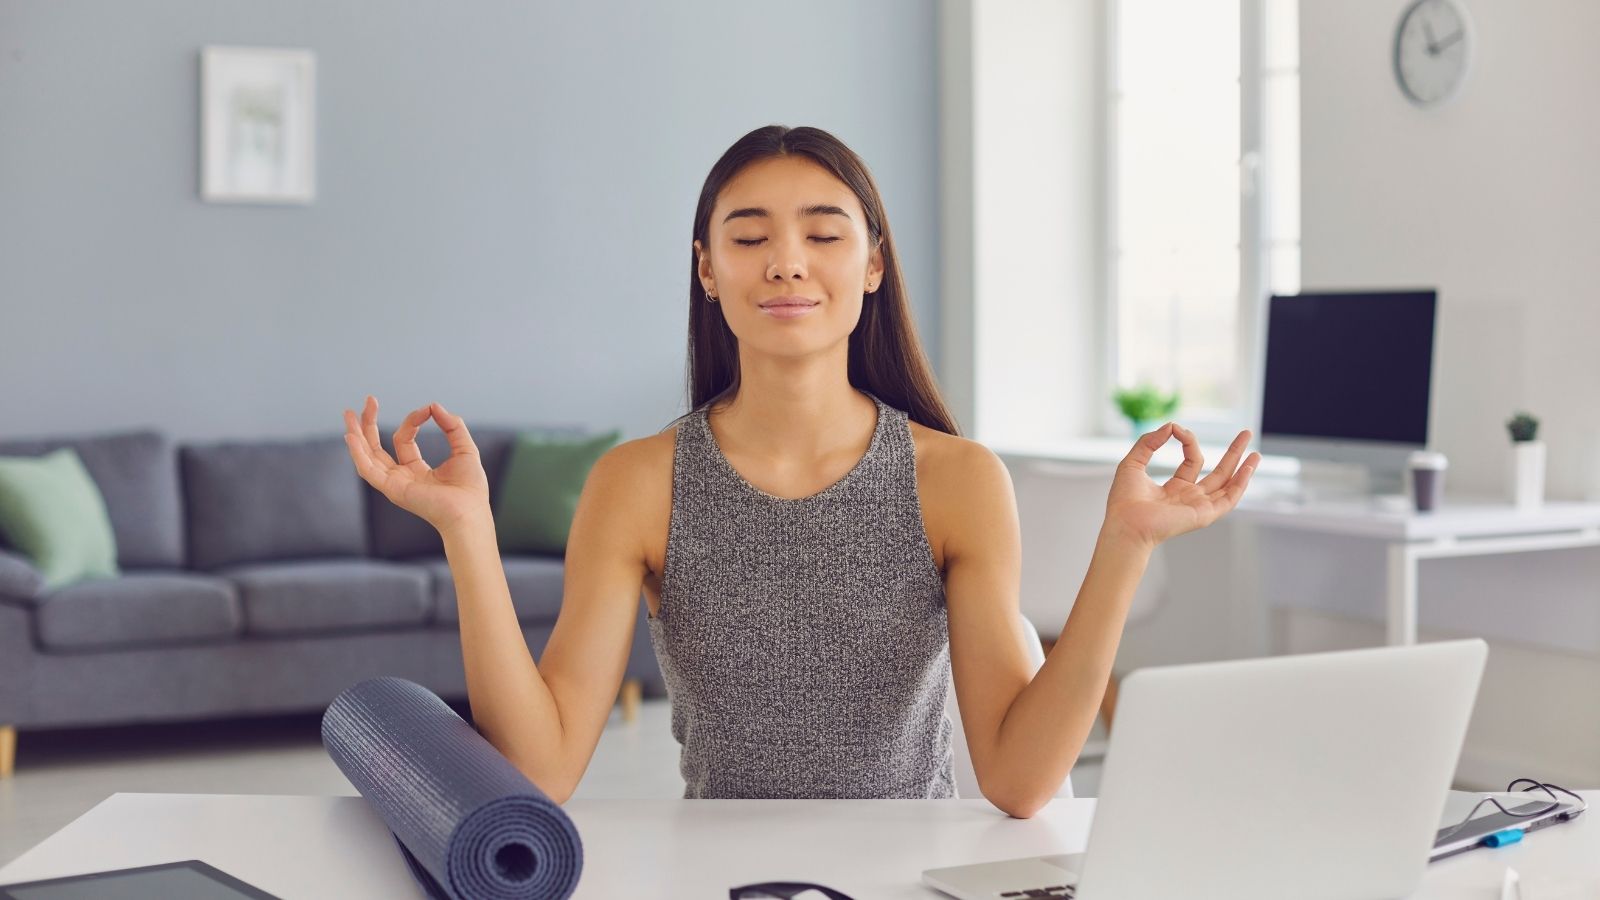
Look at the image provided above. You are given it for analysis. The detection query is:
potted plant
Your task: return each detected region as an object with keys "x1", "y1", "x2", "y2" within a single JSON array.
[
  {"x1": 1506, "y1": 411, "x2": 1544, "y2": 510},
  {"x1": 1114, "y1": 384, "x2": 1180, "y2": 437}
]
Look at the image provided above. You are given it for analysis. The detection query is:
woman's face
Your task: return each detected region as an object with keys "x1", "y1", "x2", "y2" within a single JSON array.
[{"x1": 695, "y1": 155, "x2": 884, "y2": 360}]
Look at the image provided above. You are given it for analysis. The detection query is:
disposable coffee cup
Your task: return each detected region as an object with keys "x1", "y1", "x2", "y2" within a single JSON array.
[{"x1": 1408, "y1": 451, "x2": 1448, "y2": 512}]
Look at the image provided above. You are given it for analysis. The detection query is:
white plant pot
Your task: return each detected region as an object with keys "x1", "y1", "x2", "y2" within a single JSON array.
[{"x1": 1512, "y1": 440, "x2": 1546, "y2": 510}]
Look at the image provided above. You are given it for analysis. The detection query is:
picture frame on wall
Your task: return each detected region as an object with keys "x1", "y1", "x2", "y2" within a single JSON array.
[{"x1": 200, "y1": 46, "x2": 316, "y2": 204}]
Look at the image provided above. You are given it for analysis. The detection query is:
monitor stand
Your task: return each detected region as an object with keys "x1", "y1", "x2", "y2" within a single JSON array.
[{"x1": 1285, "y1": 460, "x2": 1407, "y2": 506}]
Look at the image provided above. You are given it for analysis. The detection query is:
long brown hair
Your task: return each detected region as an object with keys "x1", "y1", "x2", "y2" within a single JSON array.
[{"x1": 685, "y1": 124, "x2": 960, "y2": 436}]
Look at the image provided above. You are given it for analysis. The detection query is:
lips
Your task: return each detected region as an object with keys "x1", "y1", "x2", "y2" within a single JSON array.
[{"x1": 759, "y1": 295, "x2": 820, "y2": 309}]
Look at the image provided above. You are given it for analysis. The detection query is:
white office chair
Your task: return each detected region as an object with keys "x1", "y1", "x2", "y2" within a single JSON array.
[
  {"x1": 946, "y1": 612, "x2": 1075, "y2": 800},
  {"x1": 1010, "y1": 457, "x2": 1169, "y2": 641}
]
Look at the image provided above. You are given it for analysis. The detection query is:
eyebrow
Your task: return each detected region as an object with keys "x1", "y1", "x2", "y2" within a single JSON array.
[{"x1": 721, "y1": 204, "x2": 852, "y2": 225}]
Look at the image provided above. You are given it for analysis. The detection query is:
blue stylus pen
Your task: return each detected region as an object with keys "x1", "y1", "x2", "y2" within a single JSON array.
[{"x1": 1483, "y1": 828, "x2": 1525, "y2": 848}]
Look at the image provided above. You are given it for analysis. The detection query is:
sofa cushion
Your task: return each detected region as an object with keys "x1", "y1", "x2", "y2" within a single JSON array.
[
  {"x1": 367, "y1": 424, "x2": 567, "y2": 560},
  {"x1": 0, "y1": 448, "x2": 120, "y2": 591},
  {"x1": 183, "y1": 437, "x2": 368, "y2": 570},
  {"x1": 425, "y1": 555, "x2": 564, "y2": 625},
  {"x1": 495, "y1": 429, "x2": 622, "y2": 555},
  {"x1": 35, "y1": 571, "x2": 242, "y2": 651},
  {"x1": 0, "y1": 431, "x2": 185, "y2": 569},
  {"x1": 226, "y1": 559, "x2": 431, "y2": 637}
]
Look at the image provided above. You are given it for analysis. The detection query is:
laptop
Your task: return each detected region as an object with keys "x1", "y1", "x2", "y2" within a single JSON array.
[{"x1": 922, "y1": 639, "x2": 1488, "y2": 900}]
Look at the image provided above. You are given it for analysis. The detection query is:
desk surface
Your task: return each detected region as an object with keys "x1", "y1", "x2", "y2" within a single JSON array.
[
  {"x1": 1234, "y1": 497, "x2": 1600, "y2": 541},
  {"x1": 4, "y1": 792, "x2": 1599, "y2": 899}
]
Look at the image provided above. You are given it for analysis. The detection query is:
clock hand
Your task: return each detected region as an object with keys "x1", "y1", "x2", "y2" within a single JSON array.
[
  {"x1": 1432, "y1": 28, "x2": 1465, "y2": 53},
  {"x1": 1422, "y1": 18, "x2": 1439, "y2": 54}
]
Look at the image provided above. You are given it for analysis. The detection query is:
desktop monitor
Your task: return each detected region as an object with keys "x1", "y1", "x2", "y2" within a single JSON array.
[{"x1": 1258, "y1": 289, "x2": 1437, "y2": 493}]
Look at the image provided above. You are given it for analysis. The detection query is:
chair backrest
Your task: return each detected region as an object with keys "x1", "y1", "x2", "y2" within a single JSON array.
[
  {"x1": 1009, "y1": 457, "x2": 1169, "y2": 633},
  {"x1": 947, "y1": 614, "x2": 1074, "y2": 801}
]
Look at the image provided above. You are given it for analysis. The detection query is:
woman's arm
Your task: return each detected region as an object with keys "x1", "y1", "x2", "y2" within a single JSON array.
[
  {"x1": 450, "y1": 439, "x2": 659, "y2": 804},
  {"x1": 941, "y1": 423, "x2": 1257, "y2": 818},
  {"x1": 345, "y1": 399, "x2": 658, "y2": 804}
]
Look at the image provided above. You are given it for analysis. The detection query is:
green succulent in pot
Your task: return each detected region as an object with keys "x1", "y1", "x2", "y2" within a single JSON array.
[
  {"x1": 1506, "y1": 412, "x2": 1539, "y2": 443},
  {"x1": 1114, "y1": 384, "x2": 1180, "y2": 436}
]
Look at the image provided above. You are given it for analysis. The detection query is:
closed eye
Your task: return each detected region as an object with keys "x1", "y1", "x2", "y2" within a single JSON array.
[{"x1": 733, "y1": 237, "x2": 842, "y2": 246}]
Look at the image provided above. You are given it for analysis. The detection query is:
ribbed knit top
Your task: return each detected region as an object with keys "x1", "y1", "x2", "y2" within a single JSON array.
[{"x1": 646, "y1": 391, "x2": 956, "y2": 799}]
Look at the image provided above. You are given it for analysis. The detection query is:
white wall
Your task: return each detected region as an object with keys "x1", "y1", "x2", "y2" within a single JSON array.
[
  {"x1": 1286, "y1": 0, "x2": 1600, "y2": 788},
  {"x1": 1300, "y1": 0, "x2": 1600, "y2": 502},
  {"x1": 942, "y1": 0, "x2": 1104, "y2": 445}
]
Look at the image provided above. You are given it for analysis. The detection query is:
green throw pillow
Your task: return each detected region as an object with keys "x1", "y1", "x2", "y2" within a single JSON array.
[
  {"x1": 0, "y1": 448, "x2": 120, "y2": 591},
  {"x1": 495, "y1": 429, "x2": 622, "y2": 555}
]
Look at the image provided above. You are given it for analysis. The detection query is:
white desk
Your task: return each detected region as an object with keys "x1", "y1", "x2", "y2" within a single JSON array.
[
  {"x1": 3, "y1": 792, "x2": 1598, "y2": 898},
  {"x1": 1232, "y1": 498, "x2": 1600, "y2": 646}
]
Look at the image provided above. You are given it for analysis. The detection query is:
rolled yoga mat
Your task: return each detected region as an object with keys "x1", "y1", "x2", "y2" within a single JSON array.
[{"x1": 320, "y1": 676, "x2": 583, "y2": 899}]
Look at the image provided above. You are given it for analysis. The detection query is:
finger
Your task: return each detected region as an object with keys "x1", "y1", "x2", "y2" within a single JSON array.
[
  {"x1": 1220, "y1": 452, "x2": 1262, "y2": 505},
  {"x1": 392, "y1": 406, "x2": 434, "y2": 470},
  {"x1": 343, "y1": 419, "x2": 392, "y2": 492},
  {"x1": 1168, "y1": 424, "x2": 1204, "y2": 483},
  {"x1": 1200, "y1": 429, "x2": 1253, "y2": 491},
  {"x1": 430, "y1": 402, "x2": 478, "y2": 458},
  {"x1": 359, "y1": 395, "x2": 398, "y2": 467},
  {"x1": 1119, "y1": 422, "x2": 1175, "y2": 471}
]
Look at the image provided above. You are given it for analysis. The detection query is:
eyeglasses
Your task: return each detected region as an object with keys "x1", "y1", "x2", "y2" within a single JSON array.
[{"x1": 730, "y1": 881, "x2": 856, "y2": 900}]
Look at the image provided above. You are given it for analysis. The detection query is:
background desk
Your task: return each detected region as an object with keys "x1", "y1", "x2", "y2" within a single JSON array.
[
  {"x1": 1231, "y1": 498, "x2": 1600, "y2": 647},
  {"x1": 2, "y1": 793, "x2": 1597, "y2": 898}
]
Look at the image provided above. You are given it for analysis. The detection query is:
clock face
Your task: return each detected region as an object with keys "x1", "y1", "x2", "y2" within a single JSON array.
[{"x1": 1394, "y1": 0, "x2": 1472, "y2": 106}]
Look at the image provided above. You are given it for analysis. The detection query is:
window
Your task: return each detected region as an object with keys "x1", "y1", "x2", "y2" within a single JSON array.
[{"x1": 1105, "y1": 0, "x2": 1299, "y2": 440}]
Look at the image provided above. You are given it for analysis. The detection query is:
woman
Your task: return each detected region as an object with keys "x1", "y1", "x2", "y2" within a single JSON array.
[{"x1": 342, "y1": 124, "x2": 1259, "y2": 819}]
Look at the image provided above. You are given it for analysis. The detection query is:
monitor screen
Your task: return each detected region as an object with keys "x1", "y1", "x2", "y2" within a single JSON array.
[{"x1": 1259, "y1": 290, "x2": 1436, "y2": 446}]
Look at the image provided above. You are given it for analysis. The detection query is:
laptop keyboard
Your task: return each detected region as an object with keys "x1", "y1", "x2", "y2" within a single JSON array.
[{"x1": 998, "y1": 887, "x2": 1075, "y2": 898}]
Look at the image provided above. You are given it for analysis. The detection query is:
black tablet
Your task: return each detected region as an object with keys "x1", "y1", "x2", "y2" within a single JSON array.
[{"x1": 0, "y1": 859, "x2": 281, "y2": 899}]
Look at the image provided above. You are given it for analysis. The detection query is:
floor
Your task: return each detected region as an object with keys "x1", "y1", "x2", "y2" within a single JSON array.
[{"x1": 0, "y1": 699, "x2": 1105, "y2": 869}]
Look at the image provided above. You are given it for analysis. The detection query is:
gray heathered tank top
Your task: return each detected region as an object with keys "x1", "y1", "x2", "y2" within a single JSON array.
[{"x1": 646, "y1": 391, "x2": 956, "y2": 799}]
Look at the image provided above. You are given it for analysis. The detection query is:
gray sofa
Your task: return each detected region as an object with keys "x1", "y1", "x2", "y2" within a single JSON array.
[{"x1": 0, "y1": 426, "x2": 664, "y2": 778}]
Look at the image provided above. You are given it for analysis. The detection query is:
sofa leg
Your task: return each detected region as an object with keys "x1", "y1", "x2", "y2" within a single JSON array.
[
  {"x1": 619, "y1": 678, "x2": 642, "y2": 724},
  {"x1": 0, "y1": 724, "x2": 14, "y2": 779}
]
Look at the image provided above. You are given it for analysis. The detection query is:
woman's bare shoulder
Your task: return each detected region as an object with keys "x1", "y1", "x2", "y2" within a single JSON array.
[
  {"x1": 906, "y1": 421, "x2": 1008, "y2": 492},
  {"x1": 591, "y1": 427, "x2": 676, "y2": 493}
]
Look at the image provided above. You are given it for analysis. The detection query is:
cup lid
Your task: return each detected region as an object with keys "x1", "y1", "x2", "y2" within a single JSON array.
[{"x1": 1408, "y1": 450, "x2": 1448, "y2": 469}]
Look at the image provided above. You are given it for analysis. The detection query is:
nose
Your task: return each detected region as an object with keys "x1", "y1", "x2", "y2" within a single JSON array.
[{"x1": 765, "y1": 237, "x2": 808, "y2": 281}]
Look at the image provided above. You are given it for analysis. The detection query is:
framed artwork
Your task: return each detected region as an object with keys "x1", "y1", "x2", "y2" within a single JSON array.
[{"x1": 200, "y1": 46, "x2": 316, "y2": 204}]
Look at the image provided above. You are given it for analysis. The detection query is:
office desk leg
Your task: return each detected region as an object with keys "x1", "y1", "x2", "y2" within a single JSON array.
[
  {"x1": 1230, "y1": 519, "x2": 1270, "y2": 658},
  {"x1": 1387, "y1": 543, "x2": 1418, "y2": 646}
]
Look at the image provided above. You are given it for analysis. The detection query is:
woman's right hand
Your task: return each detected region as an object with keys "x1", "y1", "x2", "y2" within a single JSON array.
[{"x1": 343, "y1": 395, "x2": 492, "y2": 534}]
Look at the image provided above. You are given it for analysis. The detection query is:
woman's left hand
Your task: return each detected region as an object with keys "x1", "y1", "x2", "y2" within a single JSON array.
[{"x1": 1104, "y1": 422, "x2": 1260, "y2": 550}]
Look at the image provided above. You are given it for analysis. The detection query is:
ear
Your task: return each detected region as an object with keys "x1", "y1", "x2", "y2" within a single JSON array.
[
  {"x1": 693, "y1": 239, "x2": 712, "y2": 282},
  {"x1": 867, "y1": 238, "x2": 885, "y2": 289}
]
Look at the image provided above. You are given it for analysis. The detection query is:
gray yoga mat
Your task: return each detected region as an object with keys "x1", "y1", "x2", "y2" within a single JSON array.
[{"x1": 321, "y1": 676, "x2": 583, "y2": 899}]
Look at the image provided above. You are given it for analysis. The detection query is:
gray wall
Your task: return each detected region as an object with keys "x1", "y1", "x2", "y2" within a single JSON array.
[{"x1": 0, "y1": 0, "x2": 941, "y2": 444}]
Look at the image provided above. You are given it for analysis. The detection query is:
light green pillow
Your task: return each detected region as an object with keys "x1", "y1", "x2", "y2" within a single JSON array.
[
  {"x1": 0, "y1": 448, "x2": 120, "y2": 591},
  {"x1": 495, "y1": 430, "x2": 622, "y2": 556}
]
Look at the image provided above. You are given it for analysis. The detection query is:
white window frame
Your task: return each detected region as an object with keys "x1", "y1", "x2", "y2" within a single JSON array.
[{"x1": 1099, "y1": 0, "x2": 1296, "y2": 445}]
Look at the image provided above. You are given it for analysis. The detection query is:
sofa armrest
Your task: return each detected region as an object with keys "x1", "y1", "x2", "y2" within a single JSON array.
[
  {"x1": 0, "y1": 595, "x2": 35, "y2": 722},
  {"x1": 0, "y1": 550, "x2": 44, "y2": 607}
]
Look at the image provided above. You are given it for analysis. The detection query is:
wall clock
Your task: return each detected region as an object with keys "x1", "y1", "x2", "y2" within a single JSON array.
[{"x1": 1394, "y1": 0, "x2": 1473, "y2": 107}]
